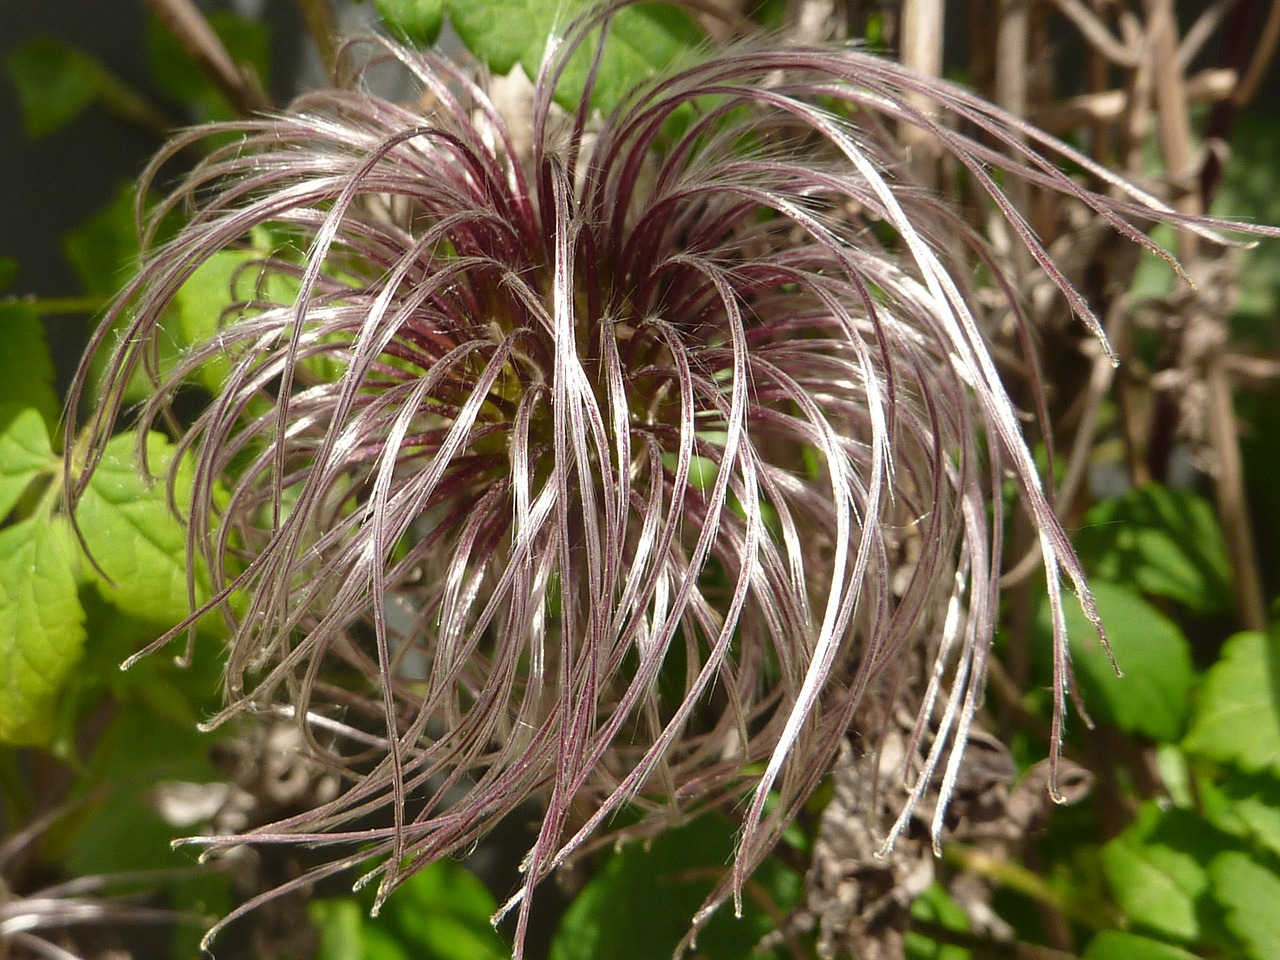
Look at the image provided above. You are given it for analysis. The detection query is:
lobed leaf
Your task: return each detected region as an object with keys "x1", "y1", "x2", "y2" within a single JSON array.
[
  {"x1": 0, "y1": 403, "x2": 54, "y2": 519},
  {"x1": 379, "y1": 0, "x2": 702, "y2": 113},
  {"x1": 1100, "y1": 804, "x2": 1238, "y2": 944},
  {"x1": 1209, "y1": 852, "x2": 1280, "y2": 960},
  {"x1": 0, "y1": 516, "x2": 87, "y2": 745},
  {"x1": 1183, "y1": 628, "x2": 1280, "y2": 777},
  {"x1": 75, "y1": 430, "x2": 210, "y2": 626},
  {"x1": 1032, "y1": 581, "x2": 1195, "y2": 742}
]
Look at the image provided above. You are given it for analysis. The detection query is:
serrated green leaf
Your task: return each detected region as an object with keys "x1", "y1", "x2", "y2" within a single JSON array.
[
  {"x1": 380, "y1": 0, "x2": 702, "y2": 115},
  {"x1": 0, "y1": 302, "x2": 60, "y2": 430},
  {"x1": 4, "y1": 39, "x2": 103, "y2": 139},
  {"x1": 376, "y1": 0, "x2": 445, "y2": 43},
  {"x1": 0, "y1": 256, "x2": 17, "y2": 292},
  {"x1": 549, "y1": 813, "x2": 802, "y2": 960},
  {"x1": 1100, "y1": 804, "x2": 1237, "y2": 943},
  {"x1": 171, "y1": 245, "x2": 302, "y2": 392},
  {"x1": 75, "y1": 430, "x2": 209, "y2": 626},
  {"x1": 1032, "y1": 581, "x2": 1195, "y2": 742},
  {"x1": 1074, "y1": 485, "x2": 1232, "y2": 614},
  {"x1": 0, "y1": 517, "x2": 87, "y2": 745},
  {"x1": 1183, "y1": 628, "x2": 1280, "y2": 776},
  {"x1": 0, "y1": 404, "x2": 54, "y2": 519},
  {"x1": 1082, "y1": 931, "x2": 1200, "y2": 960},
  {"x1": 1210, "y1": 852, "x2": 1280, "y2": 960}
]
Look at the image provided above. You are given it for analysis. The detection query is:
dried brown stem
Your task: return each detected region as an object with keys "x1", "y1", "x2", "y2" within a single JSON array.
[
  {"x1": 142, "y1": 0, "x2": 270, "y2": 115},
  {"x1": 295, "y1": 0, "x2": 339, "y2": 75},
  {"x1": 1233, "y1": 0, "x2": 1280, "y2": 107},
  {"x1": 1046, "y1": 0, "x2": 1138, "y2": 66}
]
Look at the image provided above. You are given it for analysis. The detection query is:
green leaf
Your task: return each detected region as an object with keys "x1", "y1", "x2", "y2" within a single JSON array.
[
  {"x1": 1212, "y1": 773, "x2": 1280, "y2": 861},
  {"x1": 550, "y1": 813, "x2": 802, "y2": 960},
  {"x1": 0, "y1": 302, "x2": 60, "y2": 430},
  {"x1": 375, "y1": 0, "x2": 445, "y2": 43},
  {"x1": 1100, "y1": 803, "x2": 1238, "y2": 943},
  {"x1": 1213, "y1": 111, "x2": 1280, "y2": 339},
  {"x1": 65, "y1": 696, "x2": 223, "y2": 877},
  {"x1": 1074, "y1": 485, "x2": 1233, "y2": 614},
  {"x1": 311, "y1": 861, "x2": 506, "y2": 960},
  {"x1": 75, "y1": 430, "x2": 210, "y2": 626},
  {"x1": 379, "y1": 0, "x2": 702, "y2": 114},
  {"x1": 1184, "y1": 628, "x2": 1280, "y2": 777},
  {"x1": 0, "y1": 256, "x2": 17, "y2": 293},
  {"x1": 376, "y1": 860, "x2": 507, "y2": 960},
  {"x1": 171, "y1": 245, "x2": 300, "y2": 392},
  {"x1": 1210, "y1": 852, "x2": 1280, "y2": 960},
  {"x1": 1083, "y1": 931, "x2": 1201, "y2": 960},
  {"x1": 906, "y1": 883, "x2": 971, "y2": 960},
  {"x1": 0, "y1": 517, "x2": 86, "y2": 745},
  {"x1": 0, "y1": 404, "x2": 54, "y2": 519},
  {"x1": 64, "y1": 183, "x2": 141, "y2": 297},
  {"x1": 1032, "y1": 581, "x2": 1195, "y2": 742},
  {"x1": 4, "y1": 39, "x2": 103, "y2": 138}
]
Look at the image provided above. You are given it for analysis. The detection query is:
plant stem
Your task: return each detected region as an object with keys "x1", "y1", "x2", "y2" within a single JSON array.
[
  {"x1": 3, "y1": 296, "x2": 107, "y2": 317},
  {"x1": 944, "y1": 844, "x2": 1121, "y2": 931},
  {"x1": 910, "y1": 919, "x2": 1080, "y2": 959},
  {"x1": 295, "y1": 0, "x2": 339, "y2": 75},
  {"x1": 143, "y1": 0, "x2": 270, "y2": 116},
  {"x1": 93, "y1": 66, "x2": 174, "y2": 139}
]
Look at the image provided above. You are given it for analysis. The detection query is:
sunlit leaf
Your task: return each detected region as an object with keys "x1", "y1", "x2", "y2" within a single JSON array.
[
  {"x1": 378, "y1": 0, "x2": 702, "y2": 113},
  {"x1": 1082, "y1": 931, "x2": 1200, "y2": 960},
  {"x1": 0, "y1": 516, "x2": 86, "y2": 745},
  {"x1": 375, "y1": 0, "x2": 445, "y2": 43},
  {"x1": 1210, "y1": 852, "x2": 1280, "y2": 960},
  {"x1": 311, "y1": 861, "x2": 505, "y2": 960},
  {"x1": 1183, "y1": 628, "x2": 1280, "y2": 777},
  {"x1": 1100, "y1": 803, "x2": 1237, "y2": 943},
  {"x1": 75, "y1": 430, "x2": 210, "y2": 626},
  {"x1": 1032, "y1": 581, "x2": 1195, "y2": 742},
  {"x1": 0, "y1": 404, "x2": 54, "y2": 519}
]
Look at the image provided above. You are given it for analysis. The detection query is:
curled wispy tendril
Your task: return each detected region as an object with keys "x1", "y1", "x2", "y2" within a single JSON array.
[{"x1": 67, "y1": 4, "x2": 1269, "y2": 953}]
